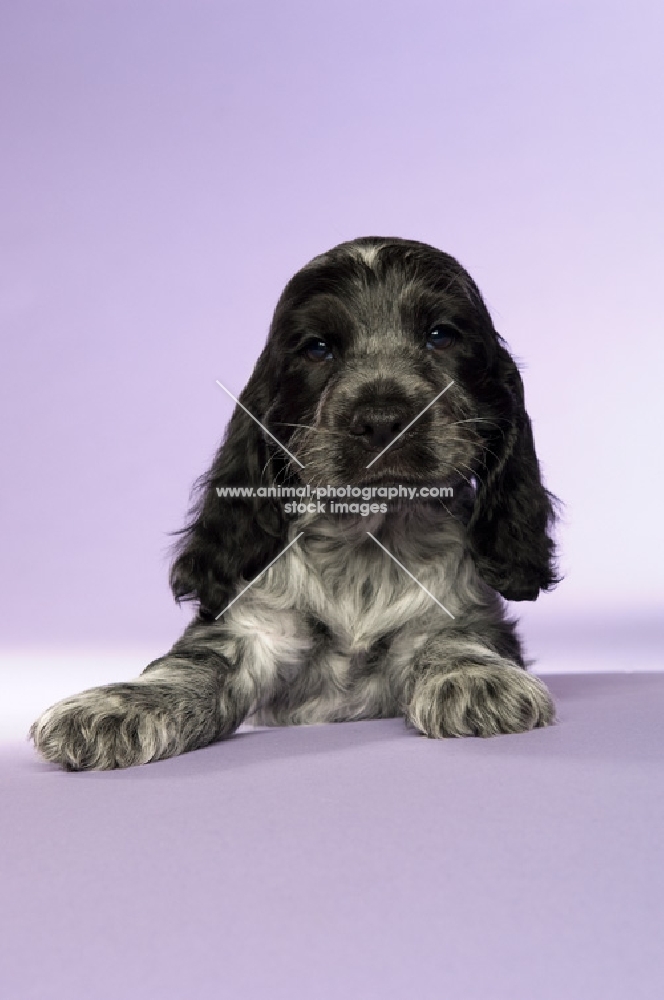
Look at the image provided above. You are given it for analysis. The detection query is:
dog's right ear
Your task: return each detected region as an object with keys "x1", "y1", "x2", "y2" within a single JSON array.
[{"x1": 169, "y1": 348, "x2": 290, "y2": 620}]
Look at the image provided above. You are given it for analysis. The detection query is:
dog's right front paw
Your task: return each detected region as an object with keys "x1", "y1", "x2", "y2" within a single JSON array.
[{"x1": 29, "y1": 684, "x2": 181, "y2": 771}]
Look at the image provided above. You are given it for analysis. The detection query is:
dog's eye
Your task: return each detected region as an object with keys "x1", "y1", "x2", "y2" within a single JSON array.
[
  {"x1": 303, "y1": 338, "x2": 333, "y2": 362},
  {"x1": 426, "y1": 324, "x2": 457, "y2": 350}
]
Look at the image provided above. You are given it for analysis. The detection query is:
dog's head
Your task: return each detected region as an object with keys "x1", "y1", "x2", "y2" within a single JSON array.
[{"x1": 171, "y1": 237, "x2": 559, "y2": 616}]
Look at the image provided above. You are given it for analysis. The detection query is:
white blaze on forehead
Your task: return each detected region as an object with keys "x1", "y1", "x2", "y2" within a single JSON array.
[
  {"x1": 350, "y1": 244, "x2": 382, "y2": 267},
  {"x1": 301, "y1": 241, "x2": 386, "y2": 274}
]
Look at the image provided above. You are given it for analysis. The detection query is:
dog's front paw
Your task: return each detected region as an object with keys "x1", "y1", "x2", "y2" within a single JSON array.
[
  {"x1": 406, "y1": 664, "x2": 555, "y2": 738},
  {"x1": 30, "y1": 683, "x2": 185, "y2": 770}
]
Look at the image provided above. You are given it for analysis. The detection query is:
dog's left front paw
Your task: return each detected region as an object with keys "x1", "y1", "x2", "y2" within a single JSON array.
[{"x1": 406, "y1": 664, "x2": 555, "y2": 738}]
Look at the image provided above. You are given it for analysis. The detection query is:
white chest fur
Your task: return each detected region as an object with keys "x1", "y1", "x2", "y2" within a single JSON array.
[{"x1": 222, "y1": 512, "x2": 480, "y2": 724}]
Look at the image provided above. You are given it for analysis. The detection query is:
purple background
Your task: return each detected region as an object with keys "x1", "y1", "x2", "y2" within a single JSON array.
[
  {"x1": 2, "y1": 8, "x2": 663, "y2": 996},
  {"x1": 1, "y1": 1, "x2": 662, "y2": 672}
]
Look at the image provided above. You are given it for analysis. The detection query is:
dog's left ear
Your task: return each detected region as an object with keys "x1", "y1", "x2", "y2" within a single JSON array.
[{"x1": 467, "y1": 342, "x2": 560, "y2": 601}]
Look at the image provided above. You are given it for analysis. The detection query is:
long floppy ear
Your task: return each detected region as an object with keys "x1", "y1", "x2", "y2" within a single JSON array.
[
  {"x1": 467, "y1": 343, "x2": 560, "y2": 601},
  {"x1": 169, "y1": 348, "x2": 290, "y2": 620}
]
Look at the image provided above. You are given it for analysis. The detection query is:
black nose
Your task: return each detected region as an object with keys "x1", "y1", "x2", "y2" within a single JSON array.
[{"x1": 348, "y1": 404, "x2": 410, "y2": 450}]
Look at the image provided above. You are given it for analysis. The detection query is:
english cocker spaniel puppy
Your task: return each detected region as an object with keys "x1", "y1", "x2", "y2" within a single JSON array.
[{"x1": 31, "y1": 236, "x2": 559, "y2": 770}]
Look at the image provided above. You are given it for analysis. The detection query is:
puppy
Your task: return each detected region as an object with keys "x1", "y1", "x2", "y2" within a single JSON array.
[{"x1": 31, "y1": 236, "x2": 559, "y2": 770}]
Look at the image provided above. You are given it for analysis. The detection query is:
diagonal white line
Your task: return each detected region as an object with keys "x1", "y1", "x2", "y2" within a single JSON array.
[
  {"x1": 365, "y1": 380, "x2": 455, "y2": 469},
  {"x1": 366, "y1": 531, "x2": 455, "y2": 619},
  {"x1": 216, "y1": 380, "x2": 306, "y2": 469},
  {"x1": 215, "y1": 532, "x2": 305, "y2": 620}
]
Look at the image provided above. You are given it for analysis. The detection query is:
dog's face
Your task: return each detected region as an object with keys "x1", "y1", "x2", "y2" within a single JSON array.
[
  {"x1": 170, "y1": 235, "x2": 558, "y2": 615},
  {"x1": 261, "y1": 237, "x2": 512, "y2": 489}
]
